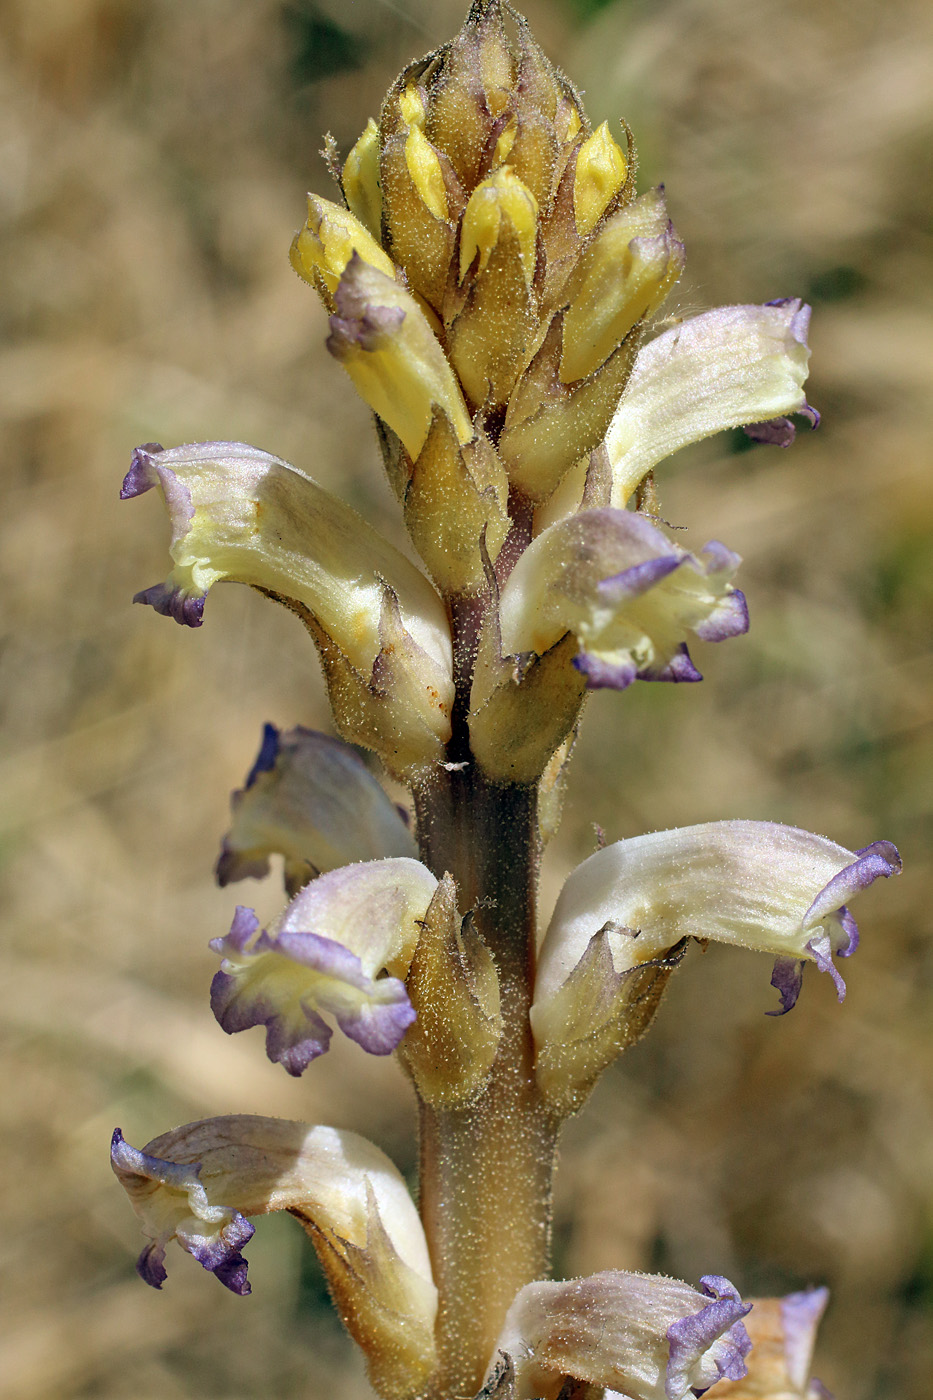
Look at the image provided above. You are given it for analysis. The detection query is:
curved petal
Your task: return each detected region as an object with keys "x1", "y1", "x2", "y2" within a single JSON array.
[
  {"x1": 497, "y1": 509, "x2": 746, "y2": 690},
  {"x1": 605, "y1": 301, "x2": 818, "y2": 506},
  {"x1": 121, "y1": 441, "x2": 450, "y2": 673},
  {"x1": 121, "y1": 440, "x2": 454, "y2": 775},
  {"x1": 216, "y1": 723, "x2": 416, "y2": 895},
  {"x1": 111, "y1": 1116, "x2": 436, "y2": 1399},
  {"x1": 290, "y1": 192, "x2": 395, "y2": 296},
  {"x1": 490, "y1": 1269, "x2": 750, "y2": 1400},
  {"x1": 535, "y1": 823, "x2": 901, "y2": 1021},
  {"x1": 327, "y1": 254, "x2": 474, "y2": 458},
  {"x1": 210, "y1": 859, "x2": 437, "y2": 1073}
]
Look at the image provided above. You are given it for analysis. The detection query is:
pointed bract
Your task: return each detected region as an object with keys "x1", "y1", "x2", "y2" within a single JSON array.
[{"x1": 399, "y1": 874, "x2": 504, "y2": 1105}]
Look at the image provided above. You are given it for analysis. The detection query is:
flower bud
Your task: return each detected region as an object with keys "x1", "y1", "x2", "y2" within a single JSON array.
[
  {"x1": 380, "y1": 100, "x2": 464, "y2": 313},
  {"x1": 121, "y1": 441, "x2": 454, "y2": 777},
  {"x1": 572, "y1": 120, "x2": 629, "y2": 237},
  {"x1": 327, "y1": 254, "x2": 474, "y2": 460},
  {"x1": 424, "y1": 3, "x2": 514, "y2": 190},
  {"x1": 342, "y1": 117, "x2": 383, "y2": 240},
  {"x1": 399, "y1": 874, "x2": 503, "y2": 1105},
  {"x1": 289, "y1": 193, "x2": 394, "y2": 303},
  {"x1": 216, "y1": 723, "x2": 417, "y2": 896},
  {"x1": 112, "y1": 1116, "x2": 437, "y2": 1399},
  {"x1": 560, "y1": 187, "x2": 685, "y2": 383},
  {"x1": 449, "y1": 167, "x2": 540, "y2": 410},
  {"x1": 491, "y1": 1270, "x2": 751, "y2": 1400}
]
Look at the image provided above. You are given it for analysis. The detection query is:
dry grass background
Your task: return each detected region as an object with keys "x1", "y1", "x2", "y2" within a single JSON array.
[{"x1": 1, "y1": 0, "x2": 931, "y2": 1395}]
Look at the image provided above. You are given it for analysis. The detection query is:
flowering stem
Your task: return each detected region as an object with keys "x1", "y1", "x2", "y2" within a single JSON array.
[{"x1": 413, "y1": 599, "x2": 558, "y2": 1398}]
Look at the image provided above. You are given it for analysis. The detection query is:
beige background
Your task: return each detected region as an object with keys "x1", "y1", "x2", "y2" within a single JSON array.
[{"x1": 1, "y1": 0, "x2": 931, "y2": 1395}]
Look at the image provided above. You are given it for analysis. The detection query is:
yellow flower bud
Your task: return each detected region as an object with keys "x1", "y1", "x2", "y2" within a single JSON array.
[
  {"x1": 449, "y1": 169, "x2": 540, "y2": 411},
  {"x1": 459, "y1": 166, "x2": 538, "y2": 286},
  {"x1": 289, "y1": 193, "x2": 394, "y2": 300},
  {"x1": 342, "y1": 118, "x2": 382, "y2": 241},
  {"x1": 491, "y1": 119, "x2": 518, "y2": 168},
  {"x1": 380, "y1": 121, "x2": 462, "y2": 311},
  {"x1": 327, "y1": 255, "x2": 473, "y2": 459},
  {"x1": 573, "y1": 120, "x2": 628, "y2": 237},
  {"x1": 399, "y1": 81, "x2": 426, "y2": 129},
  {"x1": 405, "y1": 123, "x2": 449, "y2": 221},
  {"x1": 560, "y1": 187, "x2": 685, "y2": 383}
]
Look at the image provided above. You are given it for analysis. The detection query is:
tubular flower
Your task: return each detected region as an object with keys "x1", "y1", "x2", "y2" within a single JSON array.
[
  {"x1": 533, "y1": 822, "x2": 900, "y2": 1106},
  {"x1": 326, "y1": 254, "x2": 474, "y2": 461},
  {"x1": 121, "y1": 441, "x2": 454, "y2": 777},
  {"x1": 603, "y1": 300, "x2": 819, "y2": 508},
  {"x1": 496, "y1": 509, "x2": 747, "y2": 691},
  {"x1": 538, "y1": 299, "x2": 818, "y2": 529},
  {"x1": 216, "y1": 723, "x2": 416, "y2": 896},
  {"x1": 111, "y1": 1116, "x2": 437, "y2": 1399},
  {"x1": 704, "y1": 1287, "x2": 830, "y2": 1400},
  {"x1": 209, "y1": 858, "x2": 438, "y2": 1073},
  {"x1": 489, "y1": 1270, "x2": 751, "y2": 1400}
]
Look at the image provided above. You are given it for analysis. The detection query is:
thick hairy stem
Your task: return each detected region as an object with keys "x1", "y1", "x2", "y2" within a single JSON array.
[{"x1": 413, "y1": 594, "x2": 558, "y2": 1399}]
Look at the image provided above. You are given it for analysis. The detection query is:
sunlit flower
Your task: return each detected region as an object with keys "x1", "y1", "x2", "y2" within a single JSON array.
[
  {"x1": 210, "y1": 858, "x2": 437, "y2": 1073},
  {"x1": 111, "y1": 1116, "x2": 437, "y2": 1399},
  {"x1": 491, "y1": 1270, "x2": 751, "y2": 1400},
  {"x1": 539, "y1": 299, "x2": 818, "y2": 530},
  {"x1": 533, "y1": 822, "x2": 899, "y2": 1111},
  {"x1": 497, "y1": 508, "x2": 747, "y2": 691},
  {"x1": 605, "y1": 299, "x2": 819, "y2": 507},
  {"x1": 121, "y1": 440, "x2": 454, "y2": 775}
]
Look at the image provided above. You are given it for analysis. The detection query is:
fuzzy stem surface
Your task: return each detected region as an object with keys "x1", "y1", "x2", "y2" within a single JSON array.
[{"x1": 413, "y1": 593, "x2": 558, "y2": 1399}]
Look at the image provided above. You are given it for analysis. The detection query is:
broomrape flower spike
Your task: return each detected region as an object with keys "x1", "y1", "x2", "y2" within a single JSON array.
[{"x1": 115, "y1": 4, "x2": 900, "y2": 1399}]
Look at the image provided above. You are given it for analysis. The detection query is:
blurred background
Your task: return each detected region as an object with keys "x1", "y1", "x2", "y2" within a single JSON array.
[{"x1": 1, "y1": 0, "x2": 931, "y2": 1395}]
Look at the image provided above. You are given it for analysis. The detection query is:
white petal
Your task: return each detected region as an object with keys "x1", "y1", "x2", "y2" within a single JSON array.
[
  {"x1": 536, "y1": 821, "x2": 899, "y2": 1005},
  {"x1": 605, "y1": 301, "x2": 814, "y2": 505}
]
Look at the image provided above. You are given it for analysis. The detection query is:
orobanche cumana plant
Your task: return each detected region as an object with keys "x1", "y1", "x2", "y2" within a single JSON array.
[{"x1": 111, "y1": 4, "x2": 900, "y2": 1397}]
